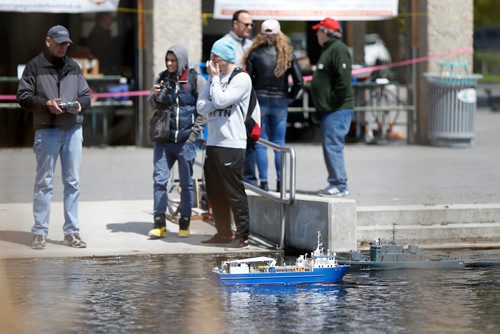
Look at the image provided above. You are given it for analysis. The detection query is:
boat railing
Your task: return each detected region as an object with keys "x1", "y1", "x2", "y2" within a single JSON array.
[{"x1": 244, "y1": 138, "x2": 296, "y2": 250}]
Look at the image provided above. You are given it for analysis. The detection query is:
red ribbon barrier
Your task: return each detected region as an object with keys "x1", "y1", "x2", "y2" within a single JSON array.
[{"x1": 1, "y1": 47, "x2": 474, "y2": 101}]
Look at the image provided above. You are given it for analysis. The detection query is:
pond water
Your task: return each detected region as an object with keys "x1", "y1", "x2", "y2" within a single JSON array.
[{"x1": 1, "y1": 250, "x2": 498, "y2": 333}]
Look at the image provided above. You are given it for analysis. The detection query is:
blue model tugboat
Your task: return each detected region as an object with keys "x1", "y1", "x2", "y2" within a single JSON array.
[{"x1": 213, "y1": 232, "x2": 350, "y2": 286}]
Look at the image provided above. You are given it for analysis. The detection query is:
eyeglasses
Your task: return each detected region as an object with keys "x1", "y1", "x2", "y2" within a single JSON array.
[
  {"x1": 238, "y1": 21, "x2": 254, "y2": 28},
  {"x1": 49, "y1": 38, "x2": 71, "y2": 47}
]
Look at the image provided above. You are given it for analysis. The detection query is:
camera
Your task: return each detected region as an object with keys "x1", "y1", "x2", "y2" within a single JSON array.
[
  {"x1": 59, "y1": 101, "x2": 79, "y2": 113},
  {"x1": 156, "y1": 81, "x2": 175, "y2": 105},
  {"x1": 158, "y1": 81, "x2": 174, "y2": 92}
]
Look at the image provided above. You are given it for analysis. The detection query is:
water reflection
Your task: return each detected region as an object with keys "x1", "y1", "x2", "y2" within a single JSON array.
[
  {"x1": 1, "y1": 251, "x2": 499, "y2": 333},
  {"x1": 220, "y1": 284, "x2": 348, "y2": 333}
]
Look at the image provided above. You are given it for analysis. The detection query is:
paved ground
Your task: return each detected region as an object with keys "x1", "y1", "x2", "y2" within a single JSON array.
[{"x1": 1, "y1": 107, "x2": 499, "y2": 258}]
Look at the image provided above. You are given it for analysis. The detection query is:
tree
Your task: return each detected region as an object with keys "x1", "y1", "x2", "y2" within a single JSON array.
[{"x1": 474, "y1": 0, "x2": 500, "y2": 26}]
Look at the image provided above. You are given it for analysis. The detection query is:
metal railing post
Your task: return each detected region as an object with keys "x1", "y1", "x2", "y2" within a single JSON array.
[{"x1": 244, "y1": 139, "x2": 296, "y2": 249}]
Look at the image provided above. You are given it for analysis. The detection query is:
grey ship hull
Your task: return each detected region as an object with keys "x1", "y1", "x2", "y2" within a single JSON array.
[{"x1": 337, "y1": 258, "x2": 465, "y2": 270}]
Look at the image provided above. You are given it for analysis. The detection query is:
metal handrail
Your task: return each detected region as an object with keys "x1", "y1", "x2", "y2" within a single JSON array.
[
  {"x1": 244, "y1": 138, "x2": 296, "y2": 249},
  {"x1": 244, "y1": 138, "x2": 296, "y2": 205}
]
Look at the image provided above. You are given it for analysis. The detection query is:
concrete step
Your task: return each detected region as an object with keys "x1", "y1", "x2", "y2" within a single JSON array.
[
  {"x1": 357, "y1": 203, "x2": 500, "y2": 249},
  {"x1": 250, "y1": 193, "x2": 500, "y2": 252}
]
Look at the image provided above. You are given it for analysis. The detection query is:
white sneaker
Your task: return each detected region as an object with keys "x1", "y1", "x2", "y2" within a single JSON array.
[{"x1": 318, "y1": 185, "x2": 349, "y2": 197}]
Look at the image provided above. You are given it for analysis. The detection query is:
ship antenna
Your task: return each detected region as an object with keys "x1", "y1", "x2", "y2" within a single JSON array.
[
  {"x1": 392, "y1": 223, "x2": 396, "y2": 244},
  {"x1": 313, "y1": 231, "x2": 323, "y2": 256}
]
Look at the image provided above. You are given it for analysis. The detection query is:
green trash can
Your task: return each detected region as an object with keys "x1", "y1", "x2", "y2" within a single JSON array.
[{"x1": 424, "y1": 62, "x2": 482, "y2": 148}]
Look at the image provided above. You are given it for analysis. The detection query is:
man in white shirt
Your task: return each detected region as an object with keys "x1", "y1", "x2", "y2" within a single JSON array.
[
  {"x1": 223, "y1": 9, "x2": 253, "y2": 67},
  {"x1": 223, "y1": 10, "x2": 260, "y2": 186}
]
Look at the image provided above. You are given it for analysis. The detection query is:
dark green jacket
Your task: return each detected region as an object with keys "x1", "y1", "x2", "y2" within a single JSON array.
[{"x1": 310, "y1": 38, "x2": 354, "y2": 113}]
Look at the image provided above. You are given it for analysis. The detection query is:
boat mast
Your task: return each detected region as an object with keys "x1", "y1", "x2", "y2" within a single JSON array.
[{"x1": 392, "y1": 223, "x2": 397, "y2": 244}]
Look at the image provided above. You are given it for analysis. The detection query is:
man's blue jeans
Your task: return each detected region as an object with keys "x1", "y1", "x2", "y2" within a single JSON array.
[
  {"x1": 153, "y1": 141, "x2": 196, "y2": 218},
  {"x1": 321, "y1": 109, "x2": 353, "y2": 192},
  {"x1": 32, "y1": 126, "x2": 83, "y2": 236},
  {"x1": 243, "y1": 143, "x2": 258, "y2": 185},
  {"x1": 253, "y1": 97, "x2": 289, "y2": 183}
]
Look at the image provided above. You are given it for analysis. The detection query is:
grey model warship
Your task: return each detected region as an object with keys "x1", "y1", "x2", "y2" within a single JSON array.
[{"x1": 337, "y1": 225, "x2": 465, "y2": 270}]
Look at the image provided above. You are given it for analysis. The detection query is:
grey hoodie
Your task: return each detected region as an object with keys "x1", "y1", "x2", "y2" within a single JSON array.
[
  {"x1": 149, "y1": 44, "x2": 206, "y2": 142},
  {"x1": 167, "y1": 44, "x2": 188, "y2": 78}
]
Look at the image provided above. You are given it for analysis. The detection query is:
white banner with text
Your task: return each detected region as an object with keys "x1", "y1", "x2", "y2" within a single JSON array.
[
  {"x1": 0, "y1": 0, "x2": 119, "y2": 13},
  {"x1": 214, "y1": 0, "x2": 398, "y2": 21}
]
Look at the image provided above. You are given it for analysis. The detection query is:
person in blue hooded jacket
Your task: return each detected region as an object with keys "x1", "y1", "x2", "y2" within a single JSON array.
[{"x1": 148, "y1": 45, "x2": 206, "y2": 239}]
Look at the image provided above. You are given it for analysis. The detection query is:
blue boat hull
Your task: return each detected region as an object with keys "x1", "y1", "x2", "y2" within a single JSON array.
[{"x1": 214, "y1": 265, "x2": 350, "y2": 286}]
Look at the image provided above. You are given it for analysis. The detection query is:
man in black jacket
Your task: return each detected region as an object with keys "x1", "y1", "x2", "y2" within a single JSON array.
[{"x1": 17, "y1": 25, "x2": 91, "y2": 250}]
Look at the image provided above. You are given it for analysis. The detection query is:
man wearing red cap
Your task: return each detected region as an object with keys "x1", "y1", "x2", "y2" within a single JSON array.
[{"x1": 310, "y1": 17, "x2": 354, "y2": 197}]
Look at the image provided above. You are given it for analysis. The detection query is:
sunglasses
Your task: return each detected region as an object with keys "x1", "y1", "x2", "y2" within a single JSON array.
[
  {"x1": 238, "y1": 21, "x2": 254, "y2": 28},
  {"x1": 49, "y1": 38, "x2": 71, "y2": 47}
]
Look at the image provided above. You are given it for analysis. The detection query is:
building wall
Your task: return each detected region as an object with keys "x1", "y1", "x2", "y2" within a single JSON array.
[
  {"x1": 427, "y1": 0, "x2": 473, "y2": 73},
  {"x1": 416, "y1": 0, "x2": 474, "y2": 144},
  {"x1": 150, "y1": 1, "x2": 203, "y2": 76},
  {"x1": 141, "y1": 0, "x2": 203, "y2": 145}
]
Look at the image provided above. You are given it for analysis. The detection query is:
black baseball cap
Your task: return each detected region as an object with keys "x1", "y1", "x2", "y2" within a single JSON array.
[{"x1": 47, "y1": 25, "x2": 72, "y2": 44}]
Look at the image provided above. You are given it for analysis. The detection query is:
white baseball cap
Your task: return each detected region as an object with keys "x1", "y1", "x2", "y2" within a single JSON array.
[{"x1": 261, "y1": 19, "x2": 281, "y2": 35}]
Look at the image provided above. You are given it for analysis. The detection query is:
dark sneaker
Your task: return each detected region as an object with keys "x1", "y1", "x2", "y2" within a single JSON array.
[
  {"x1": 178, "y1": 216, "x2": 190, "y2": 237},
  {"x1": 31, "y1": 235, "x2": 46, "y2": 250},
  {"x1": 64, "y1": 233, "x2": 87, "y2": 248},
  {"x1": 201, "y1": 234, "x2": 233, "y2": 244},
  {"x1": 149, "y1": 215, "x2": 167, "y2": 239},
  {"x1": 229, "y1": 239, "x2": 250, "y2": 248}
]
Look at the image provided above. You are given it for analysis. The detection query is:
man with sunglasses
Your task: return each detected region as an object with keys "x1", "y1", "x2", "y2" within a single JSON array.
[
  {"x1": 224, "y1": 10, "x2": 260, "y2": 187},
  {"x1": 17, "y1": 25, "x2": 90, "y2": 250},
  {"x1": 223, "y1": 9, "x2": 253, "y2": 67}
]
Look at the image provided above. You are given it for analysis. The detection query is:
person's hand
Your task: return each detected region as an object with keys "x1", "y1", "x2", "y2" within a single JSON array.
[
  {"x1": 65, "y1": 101, "x2": 82, "y2": 114},
  {"x1": 153, "y1": 81, "x2": 163, "y2": 95},
  {"x1": 187, "y1": 132, "x2": 198, "y2": 143},
  {"x1": 74, "y1": 101, "x2": 82, "y2": 113},
  {"x1": 47, "y1": 98, "x2": 64, "y2": 115},
  {"x1": 206, "y1": 60, "x2": 219, "y2": 78}
]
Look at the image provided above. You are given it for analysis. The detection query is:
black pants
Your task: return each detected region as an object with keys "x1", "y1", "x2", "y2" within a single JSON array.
[{"x1": 204, "y1": 146, "x2": 249, "y2": 240}]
